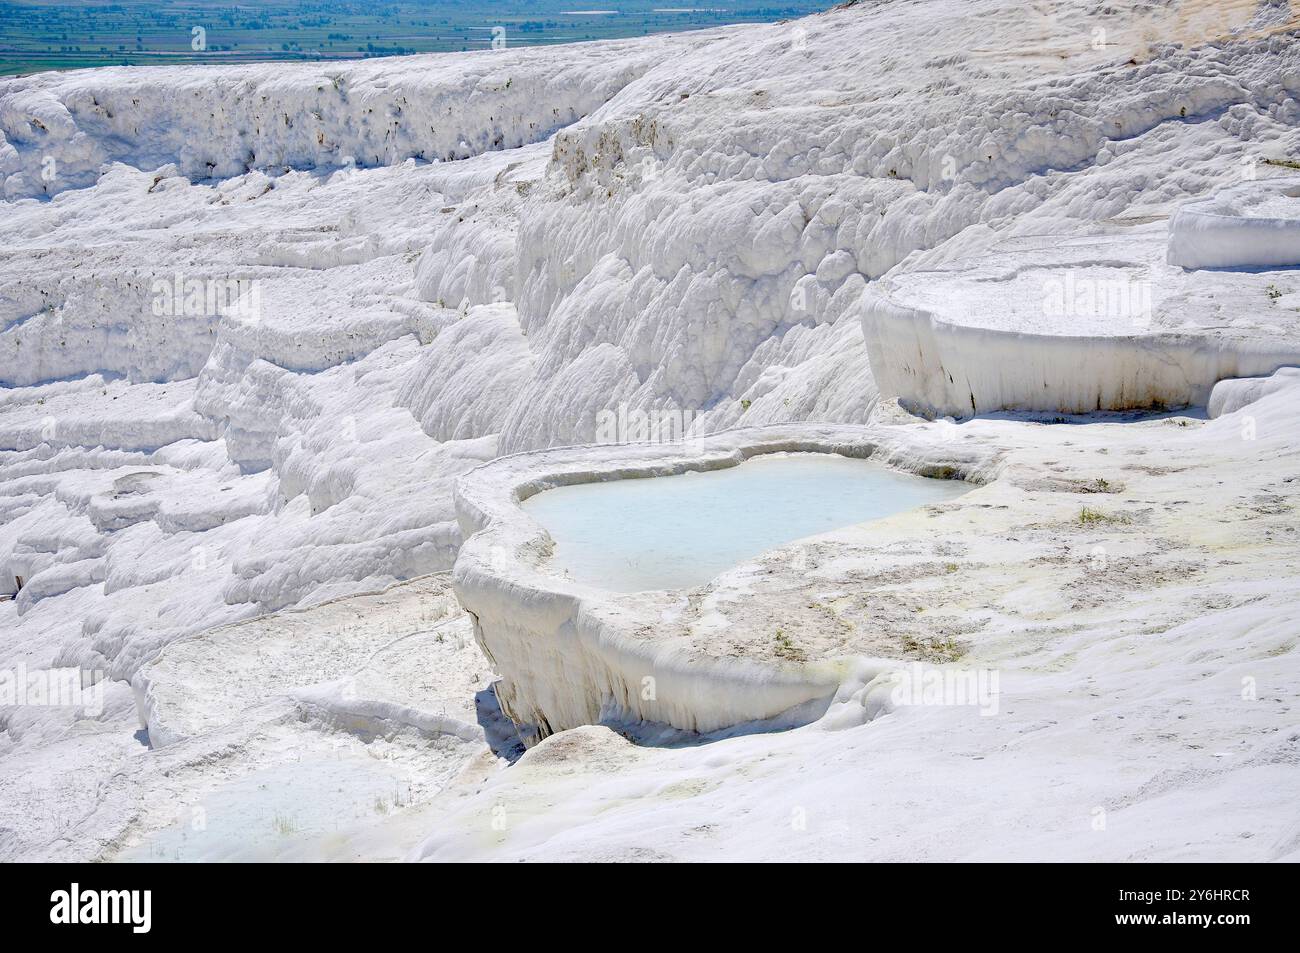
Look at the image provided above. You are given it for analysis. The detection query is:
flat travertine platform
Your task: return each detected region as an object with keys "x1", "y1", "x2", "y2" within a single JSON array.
[
  {"x1": 861, "y1": 201, "x2": 1300, "y2": 418},
  {"x1": 453, "y1": 372, "x2": 1300, "y2": 745}
]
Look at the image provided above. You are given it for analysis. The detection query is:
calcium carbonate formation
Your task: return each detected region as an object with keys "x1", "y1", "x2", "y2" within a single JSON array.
[{"x1": 2, "y1": 0, "x2": 1299, "y2": 861}]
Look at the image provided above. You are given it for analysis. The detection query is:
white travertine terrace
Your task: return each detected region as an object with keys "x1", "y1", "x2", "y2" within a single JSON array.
[
  {"x1": 1168, "y1": 175, "x2": 1300, "y2": 269},
  {"x1": 452, "y1": 425, "x2": 998, "y2": 741},
  {"x1": 3, "y1": 0, "x2": 1300, "y2": 860},
  {"x1": 860, "y1": 222, "x2": 1300, "y2": 418}
]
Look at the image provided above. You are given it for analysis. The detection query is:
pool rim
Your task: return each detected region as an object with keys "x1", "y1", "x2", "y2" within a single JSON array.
[{"x1": 449, "y1": 422, "x2": 1004, "y2": 743}]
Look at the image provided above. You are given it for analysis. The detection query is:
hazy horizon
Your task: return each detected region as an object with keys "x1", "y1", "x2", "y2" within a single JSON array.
[{"x1": 0, "y1": 0, "x2": 839, "y2": 76}]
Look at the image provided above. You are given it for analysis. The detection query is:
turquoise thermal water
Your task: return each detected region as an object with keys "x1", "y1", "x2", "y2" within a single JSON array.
[{"x1": 522, "y1": 452, "x2": 968, "y2": 592}]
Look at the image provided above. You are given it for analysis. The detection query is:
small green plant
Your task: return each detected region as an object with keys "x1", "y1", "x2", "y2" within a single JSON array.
[
  {"x1": 1078, "y1": 507, "x2": 1105, "y2": 525},
  {"x1": 900, "y1": 633, "x2": 962, "y2": 662},
  {"x1": 1266, "y1": 284, "x2": 1282, "y2": 304},
  {"x1": 1263, "y1": 157, "x2": 1300, "y2": 171},
  {"x1": 1078, "y1": 506, "x2": 1131, "y2": 526},
  {"x1": 773, "y1": 629, "x2": 806, "y2": 661},
  {"x1": 740, "y1": 398, "x2": 752, "y2": 411}
]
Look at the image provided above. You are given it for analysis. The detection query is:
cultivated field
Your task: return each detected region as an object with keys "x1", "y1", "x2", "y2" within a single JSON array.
[{"x1": 0, "y1": 0, "x2": 832, "y2": 75}]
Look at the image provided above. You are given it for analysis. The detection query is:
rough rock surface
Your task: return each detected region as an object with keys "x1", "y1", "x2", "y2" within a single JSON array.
[{"x1": 1, "y1": 0, "x2": 1298, "y2": 861}]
